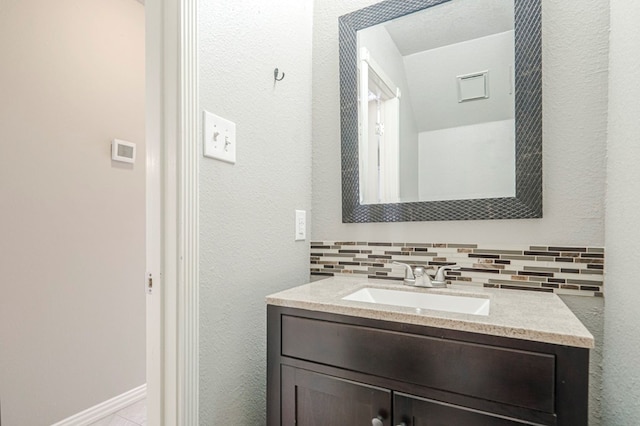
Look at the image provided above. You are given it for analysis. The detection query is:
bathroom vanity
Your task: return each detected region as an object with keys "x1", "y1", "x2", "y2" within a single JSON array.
[{"x1": 266, "y1": 278, "x2": 593, "y2": 426}]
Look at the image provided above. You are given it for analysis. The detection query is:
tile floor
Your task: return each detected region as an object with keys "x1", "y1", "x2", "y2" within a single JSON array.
[{"x1": 88, "y1": 398, "x2": 146, "y2": 426}]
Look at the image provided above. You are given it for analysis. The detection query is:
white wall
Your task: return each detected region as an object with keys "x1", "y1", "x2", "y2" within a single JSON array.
[
  {"x1": 418, "y1": 119, "x2": 515, "y2": 201},
  {"x1": 312, "y1": 0, "x2": 609, "y2": 247},
  {"x1": 602, "y1": 0, "x2": 640, "y2": 422},
  {"x1": 561, "y1": 295, "x2": 605, "y2": 425},
  {"x1": 405, "y1": 30, "x2": 514, "y2": 132},
  {"x1": 0, "y1": 1, "x2": 145, "y2": 424},
  {"x1": 198, "y1": 0, "x2": 313, "y2": 423}
]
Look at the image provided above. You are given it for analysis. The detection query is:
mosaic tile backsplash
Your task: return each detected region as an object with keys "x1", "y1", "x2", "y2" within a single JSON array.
[{"x1": 311, "y1": 241, "x2": 604, "y2": 297}]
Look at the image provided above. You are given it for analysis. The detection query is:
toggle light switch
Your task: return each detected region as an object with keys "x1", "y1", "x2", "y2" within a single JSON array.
[{"x1": 203, "y1": 110, "x2": 236, "y2": 164}]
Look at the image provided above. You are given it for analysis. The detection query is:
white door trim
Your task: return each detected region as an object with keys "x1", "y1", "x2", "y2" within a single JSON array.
[
  {"x1": 176, "y1": 0, "x2": 200, "y2": 423},
  {"x1": 147, "y1": 0, "x2": 199, "y2": 424},
  {"x1": 145, "y1": 0, "x2": 164, "y2": 424}
]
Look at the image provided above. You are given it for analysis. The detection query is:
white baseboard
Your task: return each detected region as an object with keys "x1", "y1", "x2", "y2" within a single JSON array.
[{"x1": 50, "y1": 384, "x2": 146, "y2": 426}]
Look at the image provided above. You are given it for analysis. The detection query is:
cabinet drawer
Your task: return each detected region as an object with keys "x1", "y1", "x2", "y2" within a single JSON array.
[
  {"x1": 281, "y1": 315, "x2": 556, "y2": 413},
  {"x1": 394, "y1": 392, "x2": 536, "y2": 426}
]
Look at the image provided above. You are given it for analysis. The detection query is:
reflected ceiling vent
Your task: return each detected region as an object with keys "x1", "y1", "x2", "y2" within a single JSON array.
[{"x1": 457, "y1": 70, "x2": 490, "y2": 102}]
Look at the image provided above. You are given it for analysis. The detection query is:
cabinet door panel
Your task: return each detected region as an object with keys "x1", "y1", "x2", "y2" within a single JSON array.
[
  {"x1": 394, "y1": 392, "x2": 543, "y2": 426},
  {"x1": 281, "y1": 365, "x2": 391, "y2": 426}
]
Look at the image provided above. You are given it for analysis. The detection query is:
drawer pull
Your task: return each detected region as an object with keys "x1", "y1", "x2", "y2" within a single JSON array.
[{"x1": 372, "y1": 416, "x2": 384, "y2": 426}]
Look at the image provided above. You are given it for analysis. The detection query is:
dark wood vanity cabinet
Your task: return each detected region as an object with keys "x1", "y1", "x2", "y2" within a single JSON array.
[{"x1": 267, "y1": 305, "x2": 589, "y2": 426}]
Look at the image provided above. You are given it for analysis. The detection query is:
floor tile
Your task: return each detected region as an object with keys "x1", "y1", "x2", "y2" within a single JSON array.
[
  {"x1": 88, "y1": 414, "x2": 140, "y2": 426},
  {"x1": 115, "y1": 399, "x2": 147, "y2": 424}
]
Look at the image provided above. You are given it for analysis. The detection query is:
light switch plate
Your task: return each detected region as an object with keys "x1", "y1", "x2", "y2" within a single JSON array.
[
  {"x1": 203, "y1": 110, "x2": 236, "y2": 164},
  {"x1": 295, "y1": 210, "x2": 306, "y2": 241}
]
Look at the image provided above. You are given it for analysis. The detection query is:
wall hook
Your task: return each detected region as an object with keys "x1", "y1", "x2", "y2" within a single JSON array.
[{"x1": 274, "y1": 67, "x2": 285, "y2": 83}]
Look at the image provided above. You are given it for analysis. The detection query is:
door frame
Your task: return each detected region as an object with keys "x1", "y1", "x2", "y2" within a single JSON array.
[{"x1": 146, "y1": 0, "x2": 200, "y2": 424}]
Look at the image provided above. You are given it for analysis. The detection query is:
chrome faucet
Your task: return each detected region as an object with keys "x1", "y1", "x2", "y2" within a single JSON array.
[
  {"x1": 393, "y1": 261, "x2": 436, "y2": 287},
  {"x1": 393, "y1": 262, "x2": 460, "y2": 288}
]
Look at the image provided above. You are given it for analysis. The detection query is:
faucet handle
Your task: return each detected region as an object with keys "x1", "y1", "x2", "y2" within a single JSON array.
[
  {"x1": 392, "y1": 261, "x2": 415, "y2": 280},
  {"x1": 433, "y1": 265, "x2": 461, "y2": 283}
]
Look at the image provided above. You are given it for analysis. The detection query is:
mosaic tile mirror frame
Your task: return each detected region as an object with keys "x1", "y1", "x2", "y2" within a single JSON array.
[{"x1": 339, "y1": 0, "x2": 542, "y2": 222}]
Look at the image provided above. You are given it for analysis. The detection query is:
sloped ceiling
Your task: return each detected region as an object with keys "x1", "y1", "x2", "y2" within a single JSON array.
[{"x1": 383, "y1": 0, "x2": 513, "y2": 56}]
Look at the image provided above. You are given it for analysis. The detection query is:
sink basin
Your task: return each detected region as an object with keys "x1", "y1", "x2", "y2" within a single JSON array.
[{"x1": 342, "y1": 287, "x2": 490, "y2": 316}]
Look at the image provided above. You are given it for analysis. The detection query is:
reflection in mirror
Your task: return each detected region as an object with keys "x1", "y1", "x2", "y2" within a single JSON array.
[
  {"x1": 358, "y1": 0, "x2": 516, "y2": 204},
  {"x1": 340, "y1": 0, "x2": 542, "y2": 222},
  {"x1": 359, "y1": 46, "x2": 402, "y2": 203}
]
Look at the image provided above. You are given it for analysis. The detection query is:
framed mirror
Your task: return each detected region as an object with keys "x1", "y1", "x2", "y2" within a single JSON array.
[{"x1": 339, "y1": 0, "x2": 542, "y2": 222}]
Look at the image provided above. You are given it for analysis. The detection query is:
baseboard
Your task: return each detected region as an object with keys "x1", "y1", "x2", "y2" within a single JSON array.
[{"x1": 50, "y1": 384, "x2": 146, "y2": 426}]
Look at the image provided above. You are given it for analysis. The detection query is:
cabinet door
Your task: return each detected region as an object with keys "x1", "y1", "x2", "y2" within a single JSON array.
[
  {"x1": 394, "y1": 392, "x2": 541, "y2": 426},
  {"x1": 281, "y1": 365, "x2": 391, "y2": 426}
]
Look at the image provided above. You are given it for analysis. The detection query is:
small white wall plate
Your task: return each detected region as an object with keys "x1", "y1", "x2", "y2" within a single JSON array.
[
  {"x1": 112, "y1": 139, "x2": 136, "y2": 163},
  {"x1": 295, "y1": 210, "x2": 306, "y2": 241},
  {"x1": 203, "y1": 110, "x2": 236, "y2": 164}
]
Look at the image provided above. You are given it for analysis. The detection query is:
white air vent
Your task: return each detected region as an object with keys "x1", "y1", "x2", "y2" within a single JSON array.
[{"x1": 457, "y1": 70, "x2": 489, "y2": 102}]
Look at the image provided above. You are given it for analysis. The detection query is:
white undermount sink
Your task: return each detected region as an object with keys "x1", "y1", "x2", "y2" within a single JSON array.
[{"x1": 342, "y1": 287, "x2": 490, "y2": 316}]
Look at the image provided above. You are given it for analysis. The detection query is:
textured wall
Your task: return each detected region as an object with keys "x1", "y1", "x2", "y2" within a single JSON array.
[
  {"x1": 560, "y1": 295, "x2": 604, "y2": 425},
  {"x1": 0, "y1": 0, "x2": 145, "y2": 424},
  {"x1": 602, "y1": 0, "x2": 640, "y2": 423},
  {"x1": 312, "y1": 0, "x2": 609, "y2": 247},
  {"x1": 198, "y1": 0, "x2": 313, "y2": 424}
]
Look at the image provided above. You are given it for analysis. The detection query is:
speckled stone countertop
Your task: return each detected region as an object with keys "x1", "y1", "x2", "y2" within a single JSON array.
[{"x1": 266, "y1": 276, "x2": 594, "y2": 348}]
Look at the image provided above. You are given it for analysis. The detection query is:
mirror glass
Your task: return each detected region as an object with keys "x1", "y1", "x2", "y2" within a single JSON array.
[
  {"x1": 339, "y1": 0, "x2": 542, "y2": 222},
  {"x1": 357, "y1": 0, "x2": 515, "y2": 204}
]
